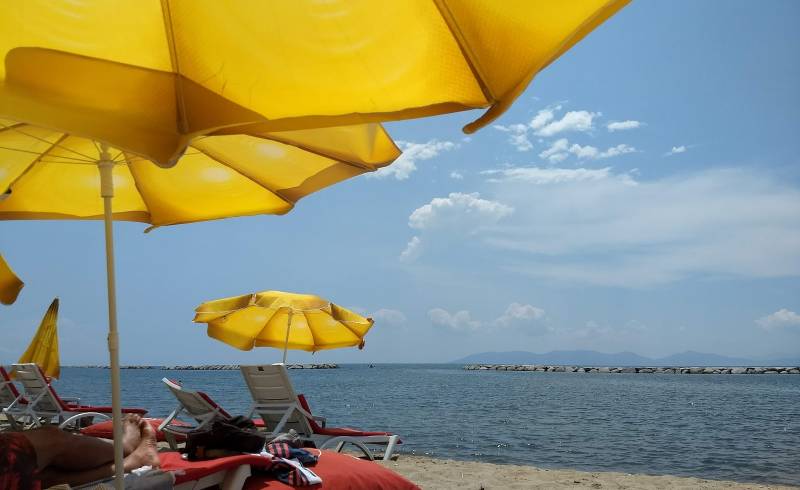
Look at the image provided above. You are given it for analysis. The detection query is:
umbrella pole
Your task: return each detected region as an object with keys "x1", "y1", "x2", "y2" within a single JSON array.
[
  {"x1": 98, "y1": 151, "x2": 125, "y2": 489},
  {"x1": 282, "y1": 310, "x2": 293, "y2": 364}
]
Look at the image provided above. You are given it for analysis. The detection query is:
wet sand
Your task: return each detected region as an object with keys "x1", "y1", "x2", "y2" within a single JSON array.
[{"x1": 380, "y1": 456, "x2": 796, "y2": 489}]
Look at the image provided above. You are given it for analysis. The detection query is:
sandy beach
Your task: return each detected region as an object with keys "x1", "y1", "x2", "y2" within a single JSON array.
[{"x1": 380, "y1": 456, "x2": 796, "y2": 490}]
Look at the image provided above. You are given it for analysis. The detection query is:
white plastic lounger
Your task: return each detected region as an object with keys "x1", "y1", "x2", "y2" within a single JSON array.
[
  {"x1": 11, "y1": 363, "x2": 147, "y2": 429},
  {"x1": 158, "y1": 377, "x2": 234, "y2": 448},
  {"x1": 1, "y1": 366, "x2": 28, "y2": 429},
  {"x1": 240, "y1": 364, "x2": 401, "y2": 461}
]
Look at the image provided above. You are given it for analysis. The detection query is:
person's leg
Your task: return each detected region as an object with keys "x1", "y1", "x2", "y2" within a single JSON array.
[
  {"x1": 21, "y1": 414, "x2": 143, "y2": 471},
  {"x1": 29, "y1": 419, "x2": 160, "y2": 488}
]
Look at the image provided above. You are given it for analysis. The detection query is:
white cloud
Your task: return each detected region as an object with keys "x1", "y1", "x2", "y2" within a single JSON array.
[
  {"x1": 493, "y1": 303, "x2": 545, "y2": 327},
  {"x1": 369, "y1": 140, "x2": 457, "y2": 180},
  {"x1": 468, "y1": 167, "x2": 800, "y2": 287},
  {"x1": 597, "y1": 144, "x2": 637, "y2": 159},
  {"x1": 372, "y1": 308, "x2": 407, "y2": 326},
  {"x1": 530, "y1": 107, "x2": 560, "y2": 130},
  {"x1": 408, "y1": 192, "x2": 513, "y2": 231},
  {"x1": 482, "y1": 166, "x2": 634, "y2": 186},
  {"x1": 399, "y1": 236, "x2": 422, "y2": 263},
  {"x1": 493, "y1": 123, "x2": 533, "y2": 151},
  {"x1": 756, "y1": 309, "x2": 800, "y2": 331},
  {"x1": 665, "y1": 145, "x2": 687, "y2": 156},
  {"x1": 449, "y1": 171, "x2": 464, "y2": 180},
  {"x1": 607, "y1": 120, "x2": 642, "y2": 132},
  {"x1": 539, "y1": 138, "x2": 570, "y2": 163},
  {"x1": 428, "y1": 308, "x2": 481, "y2": 331},
  {"x1": 535, "y1": 110, "x2": 599, "y2": 137}
]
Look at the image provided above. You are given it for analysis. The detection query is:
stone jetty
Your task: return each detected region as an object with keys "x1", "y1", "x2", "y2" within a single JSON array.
[
  {"x1": 68, "y1": 364, "x2": 338, "y2": 370},
  {"x1": 463, "y1": 364, "x2": 800, "y2": 374}
]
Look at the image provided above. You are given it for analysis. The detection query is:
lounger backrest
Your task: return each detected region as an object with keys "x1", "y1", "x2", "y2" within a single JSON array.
[
  {"x1": 240, "y1": 364, "x2": 313, "y2": 436},
  {"x1": 0, "y1": 366, "x2": 24, "y2": 406},
  {"x1": 161, "y1": 378, "x2": 230, "y2": 420},
  {"x1": 11, "y1": 363, "x2": 65, "y2": 413}
]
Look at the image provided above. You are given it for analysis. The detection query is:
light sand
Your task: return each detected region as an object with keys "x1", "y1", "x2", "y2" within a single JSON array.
[{"x1": 380, "y1": 456, "x2": 796, "y2": 490}]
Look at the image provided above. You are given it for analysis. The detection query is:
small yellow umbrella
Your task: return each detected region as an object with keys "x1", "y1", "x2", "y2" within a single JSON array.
[
  {"x1": 0, "y1": 253, "x2": 24, "y2": 305},
  {"x1": 18, "y1": 298, "x2": 60, "y2": 379},
  {"x1": 194, "y1": 291, "x2": 373, "y2": 364}
]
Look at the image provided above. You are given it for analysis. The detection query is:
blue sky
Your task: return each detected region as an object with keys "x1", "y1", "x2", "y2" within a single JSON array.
[{"x1": 2, "y1": 0, "x2": 799, "y2": 365}]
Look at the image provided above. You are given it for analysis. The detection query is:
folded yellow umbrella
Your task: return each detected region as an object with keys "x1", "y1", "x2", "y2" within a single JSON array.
[
  {"x1": 0, "y1": 120, "x2": 396, "y2": 484},
  {"x1": 17, "y1": 298, "x2": 60, "y2": 380},
  {"x1": 194, "y1": 291, "x2": 374, "y2": 364},
  {"x1": 1, "y1": 0, "x2": 629, "y2": 167},
  {"x1": 0, "y1": 253, "x2": 24, "y2": 305}
]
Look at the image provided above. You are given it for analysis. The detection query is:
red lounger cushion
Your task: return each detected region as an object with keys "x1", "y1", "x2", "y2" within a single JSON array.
[
  {"x1": 297, "y1": 394, "x2": 397, "y2": 439},
  {"x1": 64, "y1": 405, "x2": 147, "y2": 415},
  {"x1": 159, "y1": 451, "x2": 277, "y2": 485},
  {"x1": 81, "y1": 417, "x2": 265, "y2": 442},
  {"x1": 243, "y1": 450, "x2": 420, "y2": 490},
  {"x1": 82, "y1": 418, "x2": 187, "y2": 442}
]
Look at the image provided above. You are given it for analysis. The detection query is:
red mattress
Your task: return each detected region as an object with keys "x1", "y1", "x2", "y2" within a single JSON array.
[
  {"x1": 81, "y1": 417, "x2": 266, "y2": 442},
  {"x1": 158, "y1": 450, "x2": 419, "y2": 490}
]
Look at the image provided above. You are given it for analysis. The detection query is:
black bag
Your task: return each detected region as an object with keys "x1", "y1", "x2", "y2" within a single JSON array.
[{"x1": 186, "y1": 417, "x2": 267, "y2": 460}]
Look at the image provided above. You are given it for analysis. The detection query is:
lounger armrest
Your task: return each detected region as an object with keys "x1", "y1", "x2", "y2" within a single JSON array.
[{"x1": 60, "y1": 396, "x2": 81, "y2": 405}]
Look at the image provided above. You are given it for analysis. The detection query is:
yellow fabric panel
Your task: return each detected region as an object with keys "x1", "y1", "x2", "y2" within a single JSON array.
[
  {"x1": 0, "y1": 0, "x2": 171, "y2": 80},
  {"x1": 191, "y1": 135, "x2": 365, "y2": 205},
  {"x1": 194, "y1": 290, "x2": 373, "y2": 353},
  {"x1": 167, "y1": 0, "x2": 486, "y2": 121},
  {"x1": 128, "y1": 148, "x2": 292, "y2": 226},
  {"x1": 18, "y1": 298, "x2": 60, "y2": 379},
  {"x1": 0, "y1": 253, "x2": 24, "y2": 305}
]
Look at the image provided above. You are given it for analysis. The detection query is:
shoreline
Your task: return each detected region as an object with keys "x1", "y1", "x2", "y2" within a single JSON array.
[
  {"x1": 380, "y1": 456, "x2": 797, "y2": 489},
  {"x1": 464, "y1": 364, "x2": 800, "y2": 374}
]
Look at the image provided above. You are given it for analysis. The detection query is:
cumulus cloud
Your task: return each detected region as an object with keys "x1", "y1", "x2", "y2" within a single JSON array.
[
  {"x1": 607, "y1": 120, "x2": 642, "y2": 132},
  {"x1": 372, "y1": 308, "x2": 407, "y2": 326},
  {"x1": 449, "y1": 171, "x2": 464, "y2": 180},
  {"x1": 530, "y1": 107, "x2": 560, "y2": 130},
  {"x1": 493, "y1": 123, "x2": 533, "y2": 152},
  {"x1": 370, "y1": 140, "x2": 457, "y2": 180},
  {"x1": 756, "y1": 309, "x2": 800, "y2": 331},
  {"x1": 408, "y1": 192, "x2": 514, "y2": 231},
  {"x1": 428, "y1": 308, "x2": 482, "y2": 331},
  {"x1": 493, "y1": 303, "x2": 545, "y2": 327},
  {"x1": 665, "y1": 145, "x2": 687, "y2": 156},
  {"x1": 539, "y1": 138, "x2": 570, "y2": 163},
  {"x1": 534, "y1": 110, "x2": 599, "y2": 137},
  {"x1": 399, "y1": 236, "x2": 423, "y2": 263}
]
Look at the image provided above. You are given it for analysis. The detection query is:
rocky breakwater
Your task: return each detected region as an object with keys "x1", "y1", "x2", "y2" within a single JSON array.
[{"x1": 463, "y1": 364, "x2": 800, "y2": 374}]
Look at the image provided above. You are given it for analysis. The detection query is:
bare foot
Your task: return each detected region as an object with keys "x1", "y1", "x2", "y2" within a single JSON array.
[
  {"x1": 122, "y1": 419, "x2": 160, "y2": 471},
  {"x1": 121, "y1": 414, "x2": 142, "y2": 455}
]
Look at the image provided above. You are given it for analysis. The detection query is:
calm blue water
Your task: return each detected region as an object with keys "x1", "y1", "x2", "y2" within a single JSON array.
[{"x1": 54, "y1": 365, "x2": 800, "y2": 486}]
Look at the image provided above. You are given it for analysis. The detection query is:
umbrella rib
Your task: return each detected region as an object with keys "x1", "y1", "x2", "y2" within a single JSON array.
[
  {"x1": 192, "y1": 145, "x2": 295, "y2": 207},
  {"x1": 159, "y1": 0, "x2": 189, "y2": 134},
  {"x1": 5, "y1": 127, "x2": 97, "y2": 162},
  {"x1": 0, "y1": 122, "x2": 26, "y2": 134},
  {"x1": 3, "y1": 134, "x2": 72, "y2": 193}
]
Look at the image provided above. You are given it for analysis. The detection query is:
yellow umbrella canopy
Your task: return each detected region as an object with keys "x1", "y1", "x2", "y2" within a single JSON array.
[
  {"x1": 0, "y1": 0, "x2": 629, "y2": 166},
  {"x1": 18, "y1": 298, "x2": 60, "y2": 379},
  {"x1": 0, "y1": 121, "x2": 399, "y2": 225},
  {"x1": 0, "y1": 253, "x2": 24, "y2": 305},
  {"x1": 194, "y1": 291, "x2": 374, "y2": 363}
]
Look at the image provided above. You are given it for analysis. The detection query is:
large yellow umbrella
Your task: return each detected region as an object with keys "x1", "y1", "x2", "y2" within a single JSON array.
[
  {"x1": 0, "y1": 253, "x2": 24, "y2": 305},
  {"x1": 17, "y1": 298, "x2": 61, "y2": 380},
  {"x1": 0, "y1": 122, "x2": 397, "y2": 483},
  {"x1": 1, "y1": 0, "x2": 629, "y2": 166},
  {"x1": 194, "y1": 291, "x2": 374, "y2": 364}
]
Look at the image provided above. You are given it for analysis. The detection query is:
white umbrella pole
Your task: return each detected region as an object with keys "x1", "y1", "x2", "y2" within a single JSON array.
[
  {"x1": 98, "y1": 150, "x2": 125, "y2": 489},
  {"x1": 282, "y1": 310, "x2": 293, "y2": 364}
]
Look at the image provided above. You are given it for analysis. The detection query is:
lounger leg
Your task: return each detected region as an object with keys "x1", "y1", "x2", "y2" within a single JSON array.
[{"x1": 383, "y1": 435, "x2": 400, "y2": 461}]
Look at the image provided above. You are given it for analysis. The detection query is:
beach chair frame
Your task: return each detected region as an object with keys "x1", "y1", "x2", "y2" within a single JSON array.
[
  {"x1": 158, "y1": 377, "x2": 232, "y2": 449},
  {"x1": 240, "y1": 364, "x2": 400, "y2": 461}
]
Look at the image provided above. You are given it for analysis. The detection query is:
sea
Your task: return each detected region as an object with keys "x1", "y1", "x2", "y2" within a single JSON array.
[{"x1": 55, "y1": 364, "x2": 800, "y2": 486}]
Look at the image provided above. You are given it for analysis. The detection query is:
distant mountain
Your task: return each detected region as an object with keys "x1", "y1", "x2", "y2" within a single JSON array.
[{"x1": 452, "y1": 350, "x2": 800, "y2": 366}]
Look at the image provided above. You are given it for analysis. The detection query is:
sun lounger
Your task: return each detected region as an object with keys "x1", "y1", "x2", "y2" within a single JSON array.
[
  {"x1": 10, "y1": 363, "x2": 147, "y2": 429},
  {"x1": 157, "y1": 378, "x2": 264, "y2": 449},
  {"x1": 240, "y1": 364, "x2": 401, "y2": 461},
  {"x1": 1, "y1": 366, "x2": 29, "y2": 429}
]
